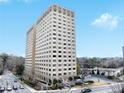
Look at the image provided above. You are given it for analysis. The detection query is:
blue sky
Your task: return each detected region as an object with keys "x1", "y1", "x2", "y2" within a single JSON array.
[{"x1": 0, "y1": 0, "x2": 124, "y2": 57}]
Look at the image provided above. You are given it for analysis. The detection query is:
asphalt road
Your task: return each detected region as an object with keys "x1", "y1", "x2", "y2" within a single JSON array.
[
  {"x1": 67, "y1": 83, "x2": 123, "y2": 93},
  {"x1": 0, "y1": 71, "x2": 31, "y2": 93}
]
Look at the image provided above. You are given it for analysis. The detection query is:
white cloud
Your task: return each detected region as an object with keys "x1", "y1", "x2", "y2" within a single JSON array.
[
  {"x1": 17, "y1": 0, "x2": 29, "y2": 3},
  {"x1": 91, "y1": 13, "x2": 119, "y2": 31},
  {"x1": 0, "y1": 0, "x2": 9, "y2": 3},
  {"x1": 0, "y1": 0, "x2": 37, "y2": 3},
  {"x1": 17, "y1": 0, "x2": 38, "y2": 3}
]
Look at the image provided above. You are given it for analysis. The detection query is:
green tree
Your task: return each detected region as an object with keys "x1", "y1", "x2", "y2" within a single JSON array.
[
  {"x1": 16, "y1": 64, "x2": 24, "y2": 76},
  {"x1": 68, "y1": 76, "x2": 73, "y2": 81},
  {"x1": 76, "y1": 63, "x2": 80, "y2": 75},
  {"x1": 53, "y1": 78, "x2": 58, "y2": 85}
]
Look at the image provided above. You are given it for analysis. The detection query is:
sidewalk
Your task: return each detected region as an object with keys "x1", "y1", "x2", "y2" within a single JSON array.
[
  {"x1": 22, "y1": 82, "x2": 116, "y2": 93},
  {"x1": 22, "y1": 81, "x2": 69, "y2": 93},
  {"x1": 21, "y1": 79, "x2": 124, "y2": 93}
]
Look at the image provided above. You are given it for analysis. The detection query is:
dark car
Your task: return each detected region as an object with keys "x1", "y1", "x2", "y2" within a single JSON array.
[
  {"x1": 14, "y1": 80, "x2": 17, "y2": 82},
  {"x1": 81, "y1": 88, "x2": 92, "y2": 93},
  {"x1": 13, "y1": 85, "x2": 18, "y2": 90}
]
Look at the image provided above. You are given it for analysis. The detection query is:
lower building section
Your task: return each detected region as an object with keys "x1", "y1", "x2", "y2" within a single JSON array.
[{"x1": 33, "y1": 61, "x2": 77, "y2": 84}]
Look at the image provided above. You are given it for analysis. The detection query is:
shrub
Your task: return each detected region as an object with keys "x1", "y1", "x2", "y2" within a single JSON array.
[
  {"x1": 75, "y1": 82, "x2": 82, "y2": 85},
  {"x1": 74, "y1": 76, "x2": 81, "y2": 80},
  {"x1": 53, "y1": 78, "x2": 58, "y2": 85},
  {"x1": 84, "y1": 80, "x2": 94, "y2": 84},
  {"x1": 107, "y1": 76, "x2": 114, "y2": 79},
  {"x1": 23, "y1": 80, "x2": 35, "y2": 87}
]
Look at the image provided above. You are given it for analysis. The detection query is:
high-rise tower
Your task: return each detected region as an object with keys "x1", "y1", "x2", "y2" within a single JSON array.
[{"x1": 25, "y1": 5, "x2": 77, "y2": 83}]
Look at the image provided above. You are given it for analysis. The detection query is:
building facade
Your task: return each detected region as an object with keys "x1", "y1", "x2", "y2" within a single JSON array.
[
  {"x1": 25, "y1": 5, "x2": 77, "y2": 83},
  {"x1": 82, "y1": 67, "x2": 124, "y2": 78},
  {"x1": 25, "y1": 25, "x2": 36, "y2": 79}
]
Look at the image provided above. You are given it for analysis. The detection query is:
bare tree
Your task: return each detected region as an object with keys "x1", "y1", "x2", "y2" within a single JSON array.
[{"x1": 0, "y1": 53, "x2": 8, "y2": 71}]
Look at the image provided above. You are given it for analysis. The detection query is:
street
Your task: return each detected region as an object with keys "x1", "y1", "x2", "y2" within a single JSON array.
[
  {"x1": 0, "y1": 70, "x2": 31, "y2": 93},
  {"x1": 67, "y1": 83, "x2": 123, "y2": 93},
  {"x1": 0, "y1": 71, "x2": 124, "y2": 93}
]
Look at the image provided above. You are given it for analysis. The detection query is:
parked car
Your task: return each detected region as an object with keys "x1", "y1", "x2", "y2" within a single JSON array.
[
  {"x1": 13, "y1": 85, "x2": 18, "y2": 90},
  {"x1": 7, "y1": 85, "x2": 12, "y2": 91},
  {"x1": 81, "y1": 88, "x2": 92, "y2": 93},
  {"x1": 14, "y1": 79, "x2": 17, "y2": 82},
  {"x1": 0, "y1": 85, "x2": 5, "y2": 92},
  {"x1": 19, "y1": 85, "x2": 24, "y2": 89}
]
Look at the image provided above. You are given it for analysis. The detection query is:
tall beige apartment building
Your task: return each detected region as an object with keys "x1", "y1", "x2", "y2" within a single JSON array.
[{"x1": 25, "y1": 5, "x2": 77, "y2": 83}]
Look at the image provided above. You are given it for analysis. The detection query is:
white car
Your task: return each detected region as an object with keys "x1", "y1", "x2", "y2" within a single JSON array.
[
  {"x1": 20, "y1": 85, "x2": 24, "y2": 89},
  {"x1": 7, "y1": 86, "x2": 12, "y2": 91},
  {"x1": 0, "y1": 85, "x2": 5, "y2": 91}
]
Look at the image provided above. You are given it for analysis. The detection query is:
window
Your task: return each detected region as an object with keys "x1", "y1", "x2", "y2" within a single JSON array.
[
  {"x1": 69, "y1": 68, "x2": 71, "y2": 70},
  {"x1": 58, "y1": 51, "x2": 61, "y2": 53},
  {"x1": 58, "y1": 38, "x2": 61, "y2": 40},
  {"x1": 63, "y1": 55, "x2": 66, "y2": 58},
  {"x1": 73, "y1": 68, "x2": 75, "y2": 70},
  {"x1": 53, "y1": 42, "x2": 56, "y2": 44},
  {"x1": 53, "y1": 69, "x2": 56, "y2": 71},
  {"x1": 53, "y1": 29, "x2": 56, "y2": 31},
  {"x1": 53, "y1": 46, "x2": 56, "y2": 48},
  {"x1": 53, "y1": 64, "x2": 56, "y2": 66},
  {"x1": 53, "y1": 74, "x2": 56, "y2": 76},
  {"x1": 58, "y1": 69, "x2": 61, "y2": 71},
  {"x1": 58, "y1": 55, "x2": 61, "y2": 57},
  {"x1": 53, "y1": 37, "x2": 56, "y2": 40},
  {"x1": 58, "y1": 34, "x2": 61, "y2": 36},
  {"x1": 58, "y1": 26, "x2": 61, "y2": 28},
  {"x1": 58, "y1": 73, "x2": 61, "y2": 76},
  {"x1": 53, "y1": 21, "x2": 56, "y2": 23},
  {"x1": 53, "y1": 60, "x2": 56, "y2": 62},
  {"x1": 54, "y1": 8, "x2": 57, "y2": 12},
  {"x1": 64, "y1": 60, "x2": 67, "y2": 62},
  {"x1": 53, "y1": 51, "x2": 56, "y2": 53},
  {"x1": 58, "y1": 64, "x2": 61, "y2": 66},
  {"x1": 53, "y1": 55, "x2": 56, "y2": 57},
  {"x1": 64, "y1": 43, "x2": 66, "y2": 45},
  {"x1": 58, "y1": 60, "x2": 61, "y2": 62},
  {"x1": 64, "y1": 73, "x2": 66, "y2": 75},
  {"x1": 64, "y1": 47, "x2": 66, "y2": 49},
  {"x1": 53, "y1": 25, "x2": 56, "y2": 27},
  {"x1": 63, "y1": 51, "x2": 66, "y2": 53},
  {"x1": 58, "y1": 22, "x2": 61, "y2": 25},
  {"x1": 59, "y1": 10, "x2": 62, "y2": 13},
  {"x1": 53, "y1": 33, "x2": 56, "y2": 35},
  {"x1": 58, "y1": 47, "x2": 61, "y2": 49}
]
